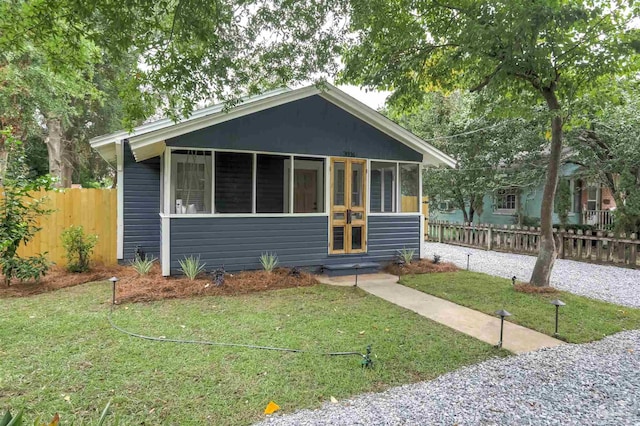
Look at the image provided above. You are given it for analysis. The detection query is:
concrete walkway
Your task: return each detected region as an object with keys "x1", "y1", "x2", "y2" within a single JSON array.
[{"x1": 318, "y1": 273, "x2": 564, "y2": 354}]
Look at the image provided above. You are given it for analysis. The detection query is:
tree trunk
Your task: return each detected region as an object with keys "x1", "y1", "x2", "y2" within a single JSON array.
[
  {"x1": 45, "y1": 116, "x2": 71, "y2": 188},
  {"x1": 530, "y1": 88, "x2": 563, "y2": 287}
]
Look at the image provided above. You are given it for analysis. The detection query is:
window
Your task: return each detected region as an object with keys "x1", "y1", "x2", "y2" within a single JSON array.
[
  {"x1": 586, "y1": 185, "x2": 599, "y2": 211},
  {"x1": 400, "y1": 163, "x2": 420, "y2": 212},
  {"x1": 370, "y1": 162, "x2": 396, "y2": 213},
  {"x1": 292, "y1": 157, "x2": 325, "y2": 213},
  {"x1": 171, "y1": 150, "x2": 212, "y2": 214},
  {"x1": 168, "y1": 149, "x2": 326, "y2": 215},
  {"x1": 257, "y1": 154, "x2": 290, "y2": 213},
  {"x1": 436, "y1": 200, "x2": 452, "y2": 212},
  {"x1": 494, "y1": 188, "x2": 518, "y2": 213},
  {"x1": 215, "y1": 152, "x2": 253, "y2": 213}
]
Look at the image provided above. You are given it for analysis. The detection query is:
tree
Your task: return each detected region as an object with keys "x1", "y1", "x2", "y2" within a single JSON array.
[
  {"x1": 340, "y1": 1, "x2": 639, "y2": 286},
  {"x1": 388, "y1": 92, "x2": 548, "y2": 223}
]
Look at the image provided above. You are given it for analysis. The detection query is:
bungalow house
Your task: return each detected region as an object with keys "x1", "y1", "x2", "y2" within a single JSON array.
[
  {"x1": 90, "y1": 84, "x2": 455, "y2": 276},
  {"x1": 431, "y1": 162, "x2": 617, "y2": 229}
]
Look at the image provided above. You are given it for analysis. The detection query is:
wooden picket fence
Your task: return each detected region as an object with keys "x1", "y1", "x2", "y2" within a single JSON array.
[
  {"x1": 6, "y1": 188, "x2": 118, "y2": 266},
  {"x1": 428, "y1": 220, "x2": 640, "y2": 268}
]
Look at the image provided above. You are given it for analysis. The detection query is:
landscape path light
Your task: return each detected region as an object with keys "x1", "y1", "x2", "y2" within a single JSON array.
[
  {"x1": 466, "y1": 252, "x2": 471, "y2": 270},
  {"x1": 494, "y1": 309, "x2": 512, "y2": 349},
  {"x1": 109, "y1": 276, "x2": 119, "y2": 306},
  {"x1": 550, "y1": 299, "x2": 566, "y2": 337}
]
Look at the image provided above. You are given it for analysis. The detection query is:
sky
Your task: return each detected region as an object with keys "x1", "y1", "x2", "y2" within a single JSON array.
[{"x1": 338, "y1": 85, "x2": 391, "y2": 110}]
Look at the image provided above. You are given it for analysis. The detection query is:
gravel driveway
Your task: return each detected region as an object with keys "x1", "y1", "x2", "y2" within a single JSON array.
[
  {"x1": 256, "y1": 330, "x2": 640, "y2": 426},
  {"x1": 424, "y1": 242, "x2": 640, "y2": 308}
]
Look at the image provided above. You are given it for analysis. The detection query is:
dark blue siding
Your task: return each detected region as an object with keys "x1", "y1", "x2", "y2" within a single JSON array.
[
  {"x1": 123, "y1": 143, "x2": 161, "y2": 261},
  {"x1": 169, "y1": 214, "x2": 420, "y2": 273},
  {"x1": 170, "y1": 216, "x2": 329, "y2": 273},
  {"x1": 367, "y1": 215, "x2": 420, "y2": 261},
  {"x1": 167, "y1": 96, "x2": 422, "y2": 162}
]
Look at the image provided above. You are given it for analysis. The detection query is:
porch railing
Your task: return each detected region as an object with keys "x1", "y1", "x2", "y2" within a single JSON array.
[{"x1": 582, "y1": 209, "x2": 614, "y2": 230}]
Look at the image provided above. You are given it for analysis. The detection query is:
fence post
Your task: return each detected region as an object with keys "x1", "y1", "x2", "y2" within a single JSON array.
[
  {"x1": 557, "y1": 228, "x2": 565, "y2": 259},
  {"x1": 438, "y1": 222, "x2": 443, "y2": 243},
  {"x1": 487, "y1": 225, "x2": 492, "y2": 251}
]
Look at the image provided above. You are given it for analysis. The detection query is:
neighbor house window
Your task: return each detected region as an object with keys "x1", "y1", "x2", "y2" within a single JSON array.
[
  {"x1": 400, "y1": 163, "x2": 420, "y2": 212},
  {"x1": 494, "y1": 188, "x2": 518, "y2": 213},
  {"x1": 370, "y1": 161, "x2": 397, "y2": 213},
  {"x1": 170, "y1": 150, "x2": 212, "y2": 214}
]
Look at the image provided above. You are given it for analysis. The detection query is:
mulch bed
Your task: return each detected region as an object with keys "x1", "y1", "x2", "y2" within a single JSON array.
[
  {"x1": 384, "y1": 259, "x2": 459, "y2": 276},
  {"x1": 115, "y1": 266, "x2": 319, "y2": 304},
  {"x1": 514, "y1": 283, "x2": 559, "y2": 294},
  {"x1": 0, "y1": 264, "x2": 134, "y2": 298},
  {"x1": 0, "y1": 263, "x2": 319, "y2": 302}
]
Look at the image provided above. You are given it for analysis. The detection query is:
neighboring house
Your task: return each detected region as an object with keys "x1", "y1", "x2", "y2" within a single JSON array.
[
  {"x1": 90, "y1": 84, "x2": 455, "y2": 276},
  {"x1": 431, "y1": 163, "x2": 617, "y2": 229}
]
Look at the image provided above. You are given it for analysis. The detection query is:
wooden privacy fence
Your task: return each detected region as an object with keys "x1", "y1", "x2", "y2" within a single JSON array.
[
  {"x1": 428, "y1": 220, "x2": 640, "y2": 268},
  {"x1": 8, "y1": 188, "x2": 117, "y2": 266}
]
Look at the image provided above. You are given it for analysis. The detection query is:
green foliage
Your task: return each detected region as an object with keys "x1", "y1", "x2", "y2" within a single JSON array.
[
  {"x1": 129, "y1": 255, "x2": 157, "y2": 276},
  {"x1": 396, "y1": 247, "x2": 415, "y2": 265},
  {"x1": 259, "y1": 252, "x2": 279, "y2": 273},
  {"x1": 178, "y1": 255, "x2": 206, "y2": 280},
  {"x1": 1, "y1": 401, "x2": 114, "y2": 425},
  {"x1": 61, "y1": 225, "x2": 98, "y2": 273},
  {"x1": 555, "y1": 179, "x2": 572, "y2": 227},
  {"x1": 0, "y1": 132, "x2": 54, "y2": 286},
  {"x1": 389, "y1": 92, "x2": 547, "y2": 223}
]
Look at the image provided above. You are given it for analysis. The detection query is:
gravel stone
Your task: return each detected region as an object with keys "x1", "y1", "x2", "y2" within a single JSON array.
[
  {"x1": 255, "y1": 331, "x2": 640, "y2": 426},
  {"x1": 424, "y1": 242, "x2": 640, "y2": 308}
]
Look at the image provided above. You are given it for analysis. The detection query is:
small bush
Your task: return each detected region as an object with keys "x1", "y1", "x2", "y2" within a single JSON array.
[
  {"x1": 61, "y1": 225, "x2": 98, "y2": 273},
  {"x1": 211, "y1": 266, "x2": 225, "y2": 286},
  {"x1": 0, "y1": 255, "x2": 51, "y2": 285},
  {"x1": 260, "y1": 252, "x2": 278, "y2": 273},
  {"x1": 397, "y1": 247, "x2": 415, "y2": 265},
  {"x1": 179, "y1": 255, "x2": 206, "y2": 280},
  {"x1": 433, "y1": 254, "x2": 441, "y2": 264},
  {"x1": 130, "y1": 255, "x2": 156, "y2": 275}
]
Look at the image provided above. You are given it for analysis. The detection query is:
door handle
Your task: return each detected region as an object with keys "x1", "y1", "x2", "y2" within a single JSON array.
[{"x1": 346, "y1": 209, "x2": 352, "y2": 224}]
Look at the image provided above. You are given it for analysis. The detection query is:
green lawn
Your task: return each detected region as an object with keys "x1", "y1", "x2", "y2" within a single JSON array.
[
  {"x1": 0, "y1": 282, "x2": 505, "y2": 425},
  {"x1": 401, "y1": 271, "x2": 640, "y2": 344}
]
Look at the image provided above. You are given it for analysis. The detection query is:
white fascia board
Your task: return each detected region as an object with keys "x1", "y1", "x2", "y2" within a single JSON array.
[
  {"x1": 128, "y1": 86, "x2": 320, "y2": 162},
  {"x1": 318, "y1": 86, "x2": 456, "y2": 168}
]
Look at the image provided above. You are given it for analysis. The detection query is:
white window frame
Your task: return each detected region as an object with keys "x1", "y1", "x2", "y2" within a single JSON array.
[
  {"x1": 164, "y1": 146, "x2": 329, "y2": 218},
  {"x1": 494, "y1": 188, "x2": 518, "y2": 214},
  {"x1": 367, "y1": 159, "x2": 422, "y2": 216},
  {"x1": 170, "y1": 151, "x2": 213, "y2": 214}
]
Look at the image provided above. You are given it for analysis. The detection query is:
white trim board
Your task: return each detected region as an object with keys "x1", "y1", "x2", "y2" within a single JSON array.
[
  {"x1": 90, "y1": 84, "x2": 456, "y2": 167},
  {"x1": 116, "y1": 140, "x2": 124, "y2": 260}
]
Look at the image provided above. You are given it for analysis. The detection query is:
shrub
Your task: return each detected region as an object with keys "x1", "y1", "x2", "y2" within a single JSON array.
[
  {"x1": 179, "y1": 255, "x2": 206, "y2": 280},
  {"x1": 0, "y1": 132, "x2": 54, "y2": 286},
  {"x1": 129, "y1": 255, "x2": 156, "y2": 275},
  {"x1": 259, "y1": 252, "x2": 278, "y2": 273},
  {"x1": 0, "y1": 255, "x2": 51, "y2": 284},
  {"x1": 397, "y1": 247, "x2": 415, "y2": 265},
  {"x1": 433, "y1": 254, "x2": 441, "y2": 264},
  {"x1": 61, "y1": 225, "x2": 98, "y2": 272}
]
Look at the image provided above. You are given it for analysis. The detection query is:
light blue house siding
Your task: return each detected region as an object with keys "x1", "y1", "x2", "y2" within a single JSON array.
[{"x1": 431, "y1": 163, "x2": 581, "y2": 225}]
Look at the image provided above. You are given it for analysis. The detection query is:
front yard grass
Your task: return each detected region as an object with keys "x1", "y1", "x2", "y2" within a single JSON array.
[
  {"x1": 401, "y1": 271, "x2": 640, "y2": 344},
  {"x1": 0, "y1": 282, "x2": 505, "y2": 425}
]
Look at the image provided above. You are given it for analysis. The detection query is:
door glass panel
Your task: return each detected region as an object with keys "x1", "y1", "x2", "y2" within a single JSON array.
[
  {"x1": 334, "y1": 162, "x2": 345, "y2": 206},
  {"x1": 351, "y1": 212, "x2": 363, "y2": 221},
  {"x1": 351, "y1": 226, "x2": 363, "y2": 250},
  {"x1": 333, "y1": 212, "x2": 345, "y2": 220},
  {"x1": 333, "y1": 227, "x2": 345, "y2": 251},
  {"x1": 351, "y1": 163, "x2": 363, "y2": 208}
]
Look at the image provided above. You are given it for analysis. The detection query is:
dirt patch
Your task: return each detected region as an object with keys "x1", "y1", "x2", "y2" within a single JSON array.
[
  {"x1": 116, "y1": 266, "x2": 319, "y2": 303},
  {"x1": 514, "y1": 283, "x2": 559, "y2": 294},
  {"x1": 384, "y1": 259, "x2": 458, "y2": 276},
  {"x1": 0, "y1": 264, "x2": 134, "y2": 298}
]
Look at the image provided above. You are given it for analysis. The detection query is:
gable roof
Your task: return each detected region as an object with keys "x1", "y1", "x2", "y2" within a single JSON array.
[{"x1": 90, "y1": 83, "x2": 456, "y2": 167}]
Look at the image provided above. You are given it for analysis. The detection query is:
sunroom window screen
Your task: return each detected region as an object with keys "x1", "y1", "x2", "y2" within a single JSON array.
[
  {"x1": 215, "y1": 152, "x2": 253, "y2": 213},
  {"x1": 171, "y1": 151, "x2": 212, "y2": 214}
]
